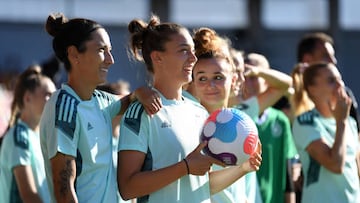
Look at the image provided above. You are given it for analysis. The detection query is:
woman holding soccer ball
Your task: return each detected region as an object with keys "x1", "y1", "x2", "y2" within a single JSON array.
[
  {"x1": 184, "y1": 27, "x2": 263, "y2": 203},
  {"x1": 117, "y1": 15, "x2": 262, "y2": 202}
]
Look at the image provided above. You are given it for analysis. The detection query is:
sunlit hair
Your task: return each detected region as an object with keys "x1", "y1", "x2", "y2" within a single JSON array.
[
  {"x1": 244, "y1": 53, "x2": 270, "y2": 69},
  {"x1": 230, "y1": 48, "x2": 245, "y2": 93},
  {"x1": 230, "y1": 48, "x2": 244, "y2": 71},
  {"x1": 45, "y1": 12, "x2": 103, "y2": 71},
  {"x1": 9, "y1": 65, "x2": 49, "y2": 127},
  {"x1": 290, "y1": 63, "x2": 314, "y2": 116},
  {"x1": 193, "y1": 27, "x2": 235, "y2": 72},
  {"x1": 128, "y1": 14, "x2": 187, "y2": 73}
]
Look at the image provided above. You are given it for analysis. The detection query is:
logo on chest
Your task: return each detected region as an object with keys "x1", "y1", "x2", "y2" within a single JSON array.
[
  {"x1": 87, "y1": 122, "x2": 94, "y2": 131},
  {"x1": 161, "y1": 121, "x2": 172, "y2": 128}
]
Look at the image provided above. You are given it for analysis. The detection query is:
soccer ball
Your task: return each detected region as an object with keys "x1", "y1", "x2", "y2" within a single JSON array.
[{"x1": 200, "y1": 108, "x2": 259, "y2": 165}]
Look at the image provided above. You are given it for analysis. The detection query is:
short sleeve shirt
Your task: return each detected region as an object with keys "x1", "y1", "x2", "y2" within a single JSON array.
[
  {"x1": 119, "y1": 90, "x2": 211, "y2": 203},
  {"x1": 40, "y1": 84, "x2": 121, "y2": 203},
  {"x1": 292, "y1": 108, "x2": 360, "y2": 203},
  {"x1": 0, "y1": 120, "x2": 50, "y2": 202}
]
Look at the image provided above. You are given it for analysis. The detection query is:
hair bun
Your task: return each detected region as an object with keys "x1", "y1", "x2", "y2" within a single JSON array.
[
  {"x1": 45, "y1": 13, "x2": 68, "y2": 37},
  {"x1": 194, "y1": 27, "x2": 225, "y2": 57},
  {"x1": 128, "y1": 19, "x2": 147, "y2": 34}
]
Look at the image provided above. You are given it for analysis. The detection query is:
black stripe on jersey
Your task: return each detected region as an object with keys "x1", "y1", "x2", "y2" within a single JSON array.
[
  {"x1": 10, "y1": 173, "x2": 22, "y2": 202},
  {"x1": 93, "y1": 90, "x2": 114, "y2": 104},
  {"x1": 55, "y1": 90, "x2": 80, "y2": 140},
  {"x1": 123, "y1": 102, "x2": 144, "y2": 135},
  {"x1": 306, "y1": 155, "x2": 321, "y2": 186},
  {"x1": 13, "y1": 123, "x2": 29, "y2": 149},
  {"x1": 297, "y1": 110, "x2": 317, "y2": 126},
  {"x1": 74, "y1": 149, "x2": 83, "y2": 189},
  {"x1": 137, "y1": 148, "x2": 153, "y2": 203}
]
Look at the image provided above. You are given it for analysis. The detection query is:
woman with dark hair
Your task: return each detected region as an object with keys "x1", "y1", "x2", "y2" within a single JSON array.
[
  {"x1": 117, "y1": 15, "x2": 262, "y2": 203},
  {"x1": 40, "y1": 13, "x2": 160, "y2": 203}
]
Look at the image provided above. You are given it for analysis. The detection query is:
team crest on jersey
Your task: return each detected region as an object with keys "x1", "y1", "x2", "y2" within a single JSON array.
[
  {"x1": 124, "y1": 102, "x2": 144, "y2": 135},
  {"x1": 161, "y1": 121, "x2": 171, "y2": 128},
  {"x1": 271, "y1": 120, "x2": 283, "y2": 137}
]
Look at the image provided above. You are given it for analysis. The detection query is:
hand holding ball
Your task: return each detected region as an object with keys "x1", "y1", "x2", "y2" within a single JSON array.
[{"x1": 200, "y1": 108, "x2": 259, "y2": 166}]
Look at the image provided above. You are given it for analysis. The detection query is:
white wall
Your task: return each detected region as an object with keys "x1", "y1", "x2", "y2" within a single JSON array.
[
  {"x1": 1, "y1": 0, "x2": 359, "y2": 30},
  {"x1": 0, "y1": 0, "x2": 149, "y2": 25}
]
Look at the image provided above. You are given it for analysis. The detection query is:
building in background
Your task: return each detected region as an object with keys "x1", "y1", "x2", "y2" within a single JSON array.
[{"x1": 0, "y1": 0, "x2": 359, "y2": 98}]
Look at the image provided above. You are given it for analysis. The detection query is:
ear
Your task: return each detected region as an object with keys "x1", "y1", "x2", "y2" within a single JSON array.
[
  {"x1": 230, "y1": 72, "x2": 238, "y2": 91},
  {"x1": 150, "y1": 51, "x2": 163, "y2": 66},
  {"x1": 23, "y1": 90, "x2": 32, "y2": 106},
  {"x1": 67, "y1": 45, "x2": 80, "y2": 65}
]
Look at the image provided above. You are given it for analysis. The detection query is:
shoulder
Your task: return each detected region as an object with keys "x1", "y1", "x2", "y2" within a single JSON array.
[
  {"x1": 122, "y1": 101, "x2": 146, "y2": 135},
  {"x1": 296, "y1": 109, "x2": 318, "y2": 126},
  {"x1": 52, "y1": 89, "x2": 81, "y2": 138},
  {"x1": 234, "y1": 98, "x2": 254, "y2": 111},
  {"x1": 13, "y1": 122, "x2": 30, "y2": 149},
  {"x1": 93, "y1": 89, "x2": 118, "y2": 104},
  {"x1": 54, "y1": 89, "x2": 81, "y2": 108},
  {"x1": 268, "y1": 108, "x2": 289, "y2": 121},
  {"x1": 123, "y1": 101, "x2": 145, "y2": 119}
]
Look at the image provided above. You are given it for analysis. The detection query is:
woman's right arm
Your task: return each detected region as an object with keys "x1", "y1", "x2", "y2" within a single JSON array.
[
  {"x1": 117, "y1": 150, "x2": 187, "y2": 200},
  {"x1": 306, "y1": 87, "x2": 351, "y2": 173},
  {"x1": 50, "y1": 152, "x2": 78, "y2": 203},
  {"x1": 118, "y1": 142, "x2": 221, "y2": 200}
]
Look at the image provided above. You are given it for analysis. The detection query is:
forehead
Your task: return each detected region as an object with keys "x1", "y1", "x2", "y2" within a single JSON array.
[
  {"x1": 88, "y1": 28, "x2": 111, "y2": 46},
  {"x1": 194, "y1": 58, "x2": 230, "y2": 73},
  {"x1": 167, "y1": 29, "x2": 194, "y2": 48},
  {"x1": 35, "y1": 77, "x2": 56, "y2": 93},
  {"x1": 316, "y1": 65, "x2": 340, "y2": 79}
]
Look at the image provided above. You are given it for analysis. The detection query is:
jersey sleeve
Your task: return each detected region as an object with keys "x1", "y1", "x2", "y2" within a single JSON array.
[
  {"x1": 349, "y1": 117, "x2": 360, "y2": 151},
  {"x1": 118, "y1": 101, "x2": 149, "y2": 153},
  {"x1": 292, "y1": 112, "x2": 322, "y2": 151},
  {"x1": 234, "y1": 96, "x2": 260, "y2": 120},
  {"x1": 93, "y1": 90, "x2": 121, "y2": 119},
  {"x1": 10, "y1": 124, "x2": 31, "y2": 167},
  {"x1": 41, "y1": 90, "x2": 80, "y2": 159}
]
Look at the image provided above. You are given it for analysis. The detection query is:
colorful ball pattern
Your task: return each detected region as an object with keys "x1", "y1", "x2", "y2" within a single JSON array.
[{"x1": 200, "y1": 108, "x2": 259, "y2": 165}]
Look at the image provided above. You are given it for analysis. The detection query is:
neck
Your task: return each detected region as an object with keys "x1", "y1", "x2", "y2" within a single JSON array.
[
  {"x1": 313, "y1": 100, "x2": 333, "y2": 118},
  {"x1": 68, "y1": 75, "x2": 95, "y2": 100},
  {"x1": 153, "y1": 81, "x2": 183, "y2": 101},
  {"x1": 20, "y1": 112, "x2": 40, "y2": 132}
]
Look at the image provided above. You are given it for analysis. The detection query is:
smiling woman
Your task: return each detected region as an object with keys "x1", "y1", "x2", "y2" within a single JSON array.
[
  {"x1": 117, "y1": 15, "x2": 262, "y2": 203},
  {"x1": 39, "y1": 13, "x2": 136, "y2": 203}
]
